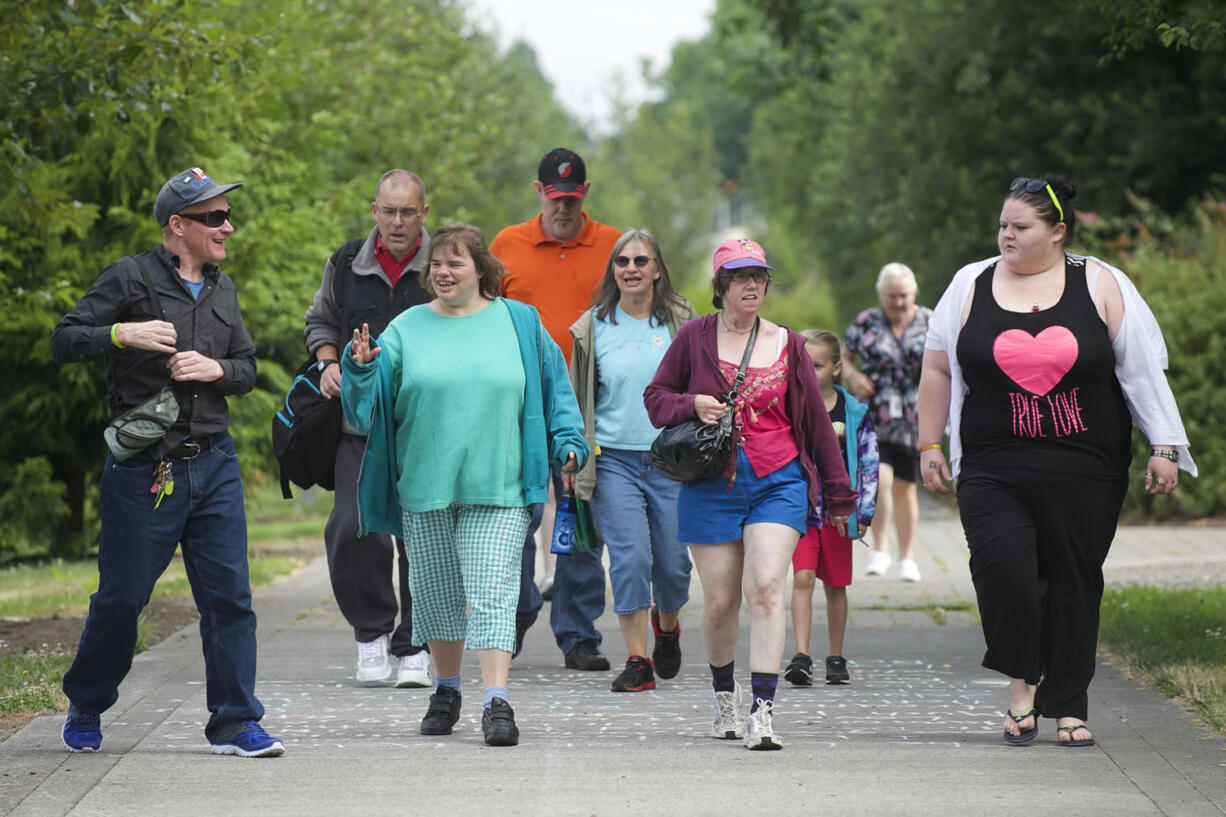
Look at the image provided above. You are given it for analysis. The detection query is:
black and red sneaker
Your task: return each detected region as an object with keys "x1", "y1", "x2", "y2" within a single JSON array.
[
  {"x1": 611, "y1": 656, "x2": 656, "y2": 692},
  {"x1": 651, "y1": 606, "x2": 682, "y2": 679}
]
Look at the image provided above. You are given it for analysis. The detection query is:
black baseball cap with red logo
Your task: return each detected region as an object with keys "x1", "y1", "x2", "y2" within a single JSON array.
[{"x1": 537, "y1": 148, "x2": 587, "y2": 199}]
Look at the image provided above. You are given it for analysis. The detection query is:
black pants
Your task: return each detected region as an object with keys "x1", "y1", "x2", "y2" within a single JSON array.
[
  {"x1": 957, "y1": 462, "x2": 1128, "y2": 720},
  {"x1": 325, "y1": 433, "x2": 420, "y2": 656}
]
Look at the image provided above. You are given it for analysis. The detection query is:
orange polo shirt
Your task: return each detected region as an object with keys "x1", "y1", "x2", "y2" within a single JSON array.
[{"x1": 492, "y1": 212, "x2": 622, "y2": 362}]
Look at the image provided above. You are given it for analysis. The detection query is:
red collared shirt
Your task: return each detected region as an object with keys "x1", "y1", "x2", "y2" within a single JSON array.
[{"x1": 374, "y1": 233, "x2": 421, "y2": 287}]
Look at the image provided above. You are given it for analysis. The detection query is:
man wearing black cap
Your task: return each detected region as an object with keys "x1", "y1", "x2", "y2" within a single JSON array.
[
  {"x1": 303, "y1": 169, "x2": 433, "y2": 688},
  {"x1": 50, "y1": 167, "x2": 283, "y2": 758},
  {"x1": 492, "y1": 148, "x2": 622, "y2": 671}
]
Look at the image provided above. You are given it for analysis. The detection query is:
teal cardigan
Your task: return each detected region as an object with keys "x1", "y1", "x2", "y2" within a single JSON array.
[{"x1": 341, "y1": 298, "x2": 590, "y2": 538}]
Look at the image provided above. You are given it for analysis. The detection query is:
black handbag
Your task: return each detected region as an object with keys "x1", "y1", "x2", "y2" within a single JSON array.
[{"x1": 651, "y1": 318, "x2": 759, "y2": 482}]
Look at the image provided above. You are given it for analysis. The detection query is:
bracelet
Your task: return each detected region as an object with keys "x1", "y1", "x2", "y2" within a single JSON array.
[
  {"x1": 1151, "y1": 448, "x2": 1178, "y2": 462},
  {"x1": 919, "y1": 443, "x2": 942, "y2": 453},
  {"x1": 110, "y1": 323, "x2": 125, "y2": 349}
]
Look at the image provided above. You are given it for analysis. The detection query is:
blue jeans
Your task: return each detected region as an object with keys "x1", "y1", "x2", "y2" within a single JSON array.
[
  {"x1": 590, "y1": 448, "x2": 690, "y2": 615},
  {"x1": 62, "y1": 434, "x2": 264, "y2": 742}
]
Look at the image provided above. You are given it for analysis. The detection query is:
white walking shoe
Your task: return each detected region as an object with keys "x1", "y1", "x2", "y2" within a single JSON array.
[
  {"x1": 898, "y1": 559, "x2": 922, "y2": 583},
  {"x1": 745, "y1": 698, "x2": 782, "y2": 750},
  {"x1": 711, "y1": 683, "x2": 745, "y2": 739},
  {"x1": 865, "y1": 550, "x2": 892, "y2": 576},
  {"x1": 394, "y1": 651, "x2": 433, "y2": 688},
  {"x1": 355, "y1": 634, "x2": 392, "y2": 685}
]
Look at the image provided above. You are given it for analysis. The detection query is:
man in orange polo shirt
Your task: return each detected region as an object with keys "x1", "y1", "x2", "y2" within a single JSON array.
[{"x1": 492, "y1": 147, "x2": 621, "y2": 671}]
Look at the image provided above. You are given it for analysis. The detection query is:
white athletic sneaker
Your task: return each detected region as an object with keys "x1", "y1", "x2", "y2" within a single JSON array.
[
  {"x1": 898, "y1": 559, "x2": 922, "y2": 583},
  {"x1": 394, "y1": 651, "x2": 432, "y2": 688},
  {"x1": 865, "y1": 550, "x2": 892, "y2": 576},
  {"x1": 711, "y1": 683, "x2": 745, "y2": 739},
  {"x1": 355, "y1": 634, "x2": 392, "y2": 685},
  {"x1": 744, "y1": 698, "x2": 783, "y2": 750}
]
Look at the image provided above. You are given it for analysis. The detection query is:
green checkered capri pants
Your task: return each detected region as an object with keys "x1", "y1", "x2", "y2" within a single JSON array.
[{"x1": 401, "y1": 504, "x2": 532, "y2": 651}]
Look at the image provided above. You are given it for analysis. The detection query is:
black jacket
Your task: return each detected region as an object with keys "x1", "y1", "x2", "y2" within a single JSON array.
[{"x1": 50, "y1": 244, "x2": 257, "y2": 451}]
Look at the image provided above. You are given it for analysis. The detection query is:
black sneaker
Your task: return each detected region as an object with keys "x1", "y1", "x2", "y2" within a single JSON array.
[
  {"x1": 513, "y1": 612, "x2": 537, "y2": 659},
  {"x1": 420, "y1": 686, "x2": 462, "y2": 735},
  {"x1": 482, "y1": 697, "x2": 520, "y2": 746},
  {"x1": 651, "y1": 606, "x2": 682, "y2": 680},
  {"x1": 825, "y1": 655, "x2": 850, "y2": 685},
  {"x1": 611, "y1": 656, "x2": 656, "y2": 692},
  {"x1": 564, "y1": 639, "x2": 611, "y2": 671},
  {"x1": 783, "y1": 652, "x2": 813, "y2": 686}
]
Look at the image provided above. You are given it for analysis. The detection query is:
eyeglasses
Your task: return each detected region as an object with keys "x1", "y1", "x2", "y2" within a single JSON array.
[
  {"x1": 1009, "y1": 177, "x2": 1064, "y2": 223},
  {"x1": 613, "y1": 255, "x2": 653, "y2": 269},
  {"x1": 178, "y1": 209, "x2": 231, "y2": 228},
  {"x1": 376, "y1": 206, "x2": 422, "y2": 220},
  {"x1": 728, "y1": 269, "x2": 772, "y2": 285}
]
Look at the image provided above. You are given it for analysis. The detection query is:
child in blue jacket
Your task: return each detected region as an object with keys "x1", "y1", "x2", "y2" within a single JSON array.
[{"x1": 785, "y1": 330, "x2": 879, "y2": 685}]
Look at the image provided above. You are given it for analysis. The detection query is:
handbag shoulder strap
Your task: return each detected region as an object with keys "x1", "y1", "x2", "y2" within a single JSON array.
[{"x1": 727, "y1": 317, "x2": 760, "y2": 401}]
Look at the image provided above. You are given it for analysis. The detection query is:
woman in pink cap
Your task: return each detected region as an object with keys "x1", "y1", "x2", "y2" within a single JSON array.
[{"x1": 645, "y1": 238, "x2": 855, "y2": 750}]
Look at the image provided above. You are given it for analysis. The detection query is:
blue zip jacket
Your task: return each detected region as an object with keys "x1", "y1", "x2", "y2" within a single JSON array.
[
  {"x1": 819, "y1": 385, "x2": 879, "y2": 539},
  {"x1": 341, "y1": 298, "x2": 590, "y2": 538}
]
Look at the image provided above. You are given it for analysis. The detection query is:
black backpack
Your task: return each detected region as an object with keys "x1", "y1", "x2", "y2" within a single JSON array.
[{"x1": 272, "y1": 241, "x2": 360, "y2": 499}]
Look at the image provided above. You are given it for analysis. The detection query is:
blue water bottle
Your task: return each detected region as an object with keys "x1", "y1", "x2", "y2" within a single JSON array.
[{"x1": 551, "y1": 492, "x2": 577, "y2": 555}]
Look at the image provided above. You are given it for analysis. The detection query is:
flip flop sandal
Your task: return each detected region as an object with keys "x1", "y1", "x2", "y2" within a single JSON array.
[
  {"x1": 1003, "y1": 708, "x2": 1039, "y2": 745},
  {"x1": 1057, "y1": 723, "x2": 1096, "y2": 748}
]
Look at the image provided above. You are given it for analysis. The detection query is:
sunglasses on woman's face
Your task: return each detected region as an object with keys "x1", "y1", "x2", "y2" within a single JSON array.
[
  {"x1": 729, "y1": 269, "x2": 771, "y2": 285},
  {"x1": 613, "y1": 255, "x2": 653, "y2": 269},
  {"x1": 178, "y1": 209, "x2": 232, "y2": 228}
]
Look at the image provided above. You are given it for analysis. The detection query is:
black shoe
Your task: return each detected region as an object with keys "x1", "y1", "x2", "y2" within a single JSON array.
[
  {"x1": 420, "y1": 686, "x2": 462, "y2": 735},
  {"x1": 513, "y1": 612, "x2": 537, "y2": 659},
  {"x1": 825, "y1": 655, "x2": 850, "y2": 685},
  {"x1": 482, "y1": 697, "x2": 520, "y2": 746},
  {"x1": 611, "y1": 656, "x2": 656, "y2": 692},
  {"x1": 650, "y1": 606, "x2": 682, "y2": 680},
  {"x1": 564, "y1": 639, "x2": 610, "y2": 671},
  {"x1": 783, "y1": 652, "x2": 813, "y2": 686}
]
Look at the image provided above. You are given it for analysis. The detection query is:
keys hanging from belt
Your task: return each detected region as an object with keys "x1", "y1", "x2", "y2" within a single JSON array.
[{"x1": 151, "y1": 458, "x2": 175, "y2": 509}]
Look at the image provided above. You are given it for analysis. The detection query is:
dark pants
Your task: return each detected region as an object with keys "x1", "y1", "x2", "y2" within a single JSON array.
[
  {"x1": 326, "y1": 434, "x2": 419, "y2": 655},
  {"x1": 957, "y1": 462, "x2": 1128, "y2": 721},
  {"x1": 63, "y1": 434, "x2": 263, "y2": 742}
]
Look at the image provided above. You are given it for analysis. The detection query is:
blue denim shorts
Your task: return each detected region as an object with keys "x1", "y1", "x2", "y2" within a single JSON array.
[{"x1": 677, "y1": 448, "x2": 809, "y2": 544}]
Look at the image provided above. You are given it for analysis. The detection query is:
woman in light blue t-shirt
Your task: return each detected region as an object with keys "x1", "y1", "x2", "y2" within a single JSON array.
[
  {"x1": 344, "y1": 223, "x2": 588, "y2": 747},
  {"x1": 568, "y1": 229, "x2": 696, "y2": 694}
]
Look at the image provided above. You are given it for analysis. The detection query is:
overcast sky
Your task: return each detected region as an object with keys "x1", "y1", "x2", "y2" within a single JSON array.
[{"x1": 471, "y1": 0, "x2": 717, "y2": 133}]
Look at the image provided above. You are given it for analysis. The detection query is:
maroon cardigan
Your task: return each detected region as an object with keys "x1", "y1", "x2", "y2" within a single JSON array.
[{"x1": 644, "y1": 314, "x2": 856, "y2": 518}]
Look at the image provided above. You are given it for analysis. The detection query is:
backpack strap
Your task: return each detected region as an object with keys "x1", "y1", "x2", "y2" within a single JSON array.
[{"x1": 329, "y1": 237, "x2": 364, "y2": 321}]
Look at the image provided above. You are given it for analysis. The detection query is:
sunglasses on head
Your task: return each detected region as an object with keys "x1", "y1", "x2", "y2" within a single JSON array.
[
  {"x1": 614, "y1": 255, "x2": 653, "y2": 269},
  {"x1": 178, "y1": 209, "x2": 232, "y2": 228},
  {"x1": 1009, "y1": 177, "x2": 1064, "y2": 223}
]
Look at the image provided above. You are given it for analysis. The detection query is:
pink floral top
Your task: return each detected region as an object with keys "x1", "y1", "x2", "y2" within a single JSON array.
[{"x1": 719, "y1": 347, "x2": 798, "y2": 477}]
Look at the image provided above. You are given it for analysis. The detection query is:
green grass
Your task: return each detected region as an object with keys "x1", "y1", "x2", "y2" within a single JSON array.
[
  {"x1": 0, "y1": 652, "x2": 74, "y2": 713},
  {"x1": 1099, "y1": 586, "x2": 1226, "y2": 735}
]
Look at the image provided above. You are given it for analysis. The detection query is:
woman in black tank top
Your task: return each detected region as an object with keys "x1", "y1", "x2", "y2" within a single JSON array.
[{"x1": 914, "y1": 175, "x2": 1192, "y2": 749}]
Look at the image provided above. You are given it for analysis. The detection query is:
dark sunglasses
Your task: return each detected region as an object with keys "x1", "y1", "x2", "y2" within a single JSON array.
[
  {"x1": 1009, "y1": 177, "x2": 1064, "y2": 222},
  {"x1": 728, "y1": 269, "x2": 772, "y2": 285},
  {"x1": 178, "y1": 209, "x2": 232, "y2": 228},
  {"x1": 613, "y1": 255, "x2": 653, "y2": 269}
]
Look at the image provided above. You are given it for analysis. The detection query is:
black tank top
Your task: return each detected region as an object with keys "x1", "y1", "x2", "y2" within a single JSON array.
[{"x1": 956, "y1": 255, "x2": 1131, "y2": 477}]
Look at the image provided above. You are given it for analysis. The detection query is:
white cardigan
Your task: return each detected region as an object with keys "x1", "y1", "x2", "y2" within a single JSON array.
[{"x1": 925, "y1": 254, "x2": 1196, "y2": 479}]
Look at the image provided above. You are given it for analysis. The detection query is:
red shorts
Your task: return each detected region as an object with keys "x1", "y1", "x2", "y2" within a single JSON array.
[{"x1": 791, "y1": 520, "x2": 852, "y2": 587}]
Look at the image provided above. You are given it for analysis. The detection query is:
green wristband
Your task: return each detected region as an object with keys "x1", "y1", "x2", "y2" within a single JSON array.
[{"x1": 110, "y1": 323, "x2": 125, "y2": 348}]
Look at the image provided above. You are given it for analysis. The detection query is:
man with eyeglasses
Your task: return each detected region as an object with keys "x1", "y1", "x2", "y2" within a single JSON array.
[
  {"x1": 303, "y1": 169, "x2": 433, "y2": 688},
  {"x1": 491, "y1": 148, "x2": 622, "y2": 671},
  {"x1": 50, "y1": 167, "x2": 283, "y2": 757}
]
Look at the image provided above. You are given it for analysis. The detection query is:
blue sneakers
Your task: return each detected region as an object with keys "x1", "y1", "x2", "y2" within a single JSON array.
[
  {"x1": 62, "y1": 709, "x2": 102, "y2": 753},
  {"x1": 209, "y1": 721, "x2": 285, "y2": 758}
]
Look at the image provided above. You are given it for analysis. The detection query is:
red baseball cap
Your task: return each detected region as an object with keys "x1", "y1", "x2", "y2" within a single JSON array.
[{"x1": 712, "y1": 238, "x2": 772, "y2": 278}]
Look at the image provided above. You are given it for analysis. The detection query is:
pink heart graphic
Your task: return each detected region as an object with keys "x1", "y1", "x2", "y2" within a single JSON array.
[{"x1": 992, "y1": 326, "x2": 1078, "y2": 396}]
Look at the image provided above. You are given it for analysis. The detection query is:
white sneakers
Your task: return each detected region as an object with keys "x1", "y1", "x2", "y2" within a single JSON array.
[
  {"x1": 745, "y1": 699, "x2": 782, "y2": 750},
  {"x1": 865, "y1": 550, "x2": 892, "y2": 576},
  {"x1": 711, "y1": 683, "x2": 745, "y2": 739},
  {"x1": 898, "y1": 558, "x2": 922, "y2": 583},
  {"x1": 395, "y1": 651, "x2": 433, "y2": 688},
  {"x1": 356, "y1": 635, "x2": 392, "y2": 685}
]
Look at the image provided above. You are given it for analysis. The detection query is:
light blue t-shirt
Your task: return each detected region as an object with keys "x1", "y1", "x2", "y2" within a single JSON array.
[{"x1": 593, "y1": 307, "x2": 673, "y2": 450}]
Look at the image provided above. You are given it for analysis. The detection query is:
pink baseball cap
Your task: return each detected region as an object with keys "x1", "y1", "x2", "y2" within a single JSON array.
[{"x1": 712, "y1": 238, "x2": 773, "y2": 278}]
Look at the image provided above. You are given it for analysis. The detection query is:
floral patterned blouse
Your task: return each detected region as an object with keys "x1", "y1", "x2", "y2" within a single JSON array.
[
  {"x1": 719, "y1": 349, "x2": 798, "y2": 477},
  {"x1": 843, "y1": 305, "x2": 932, "y2": 448}
]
